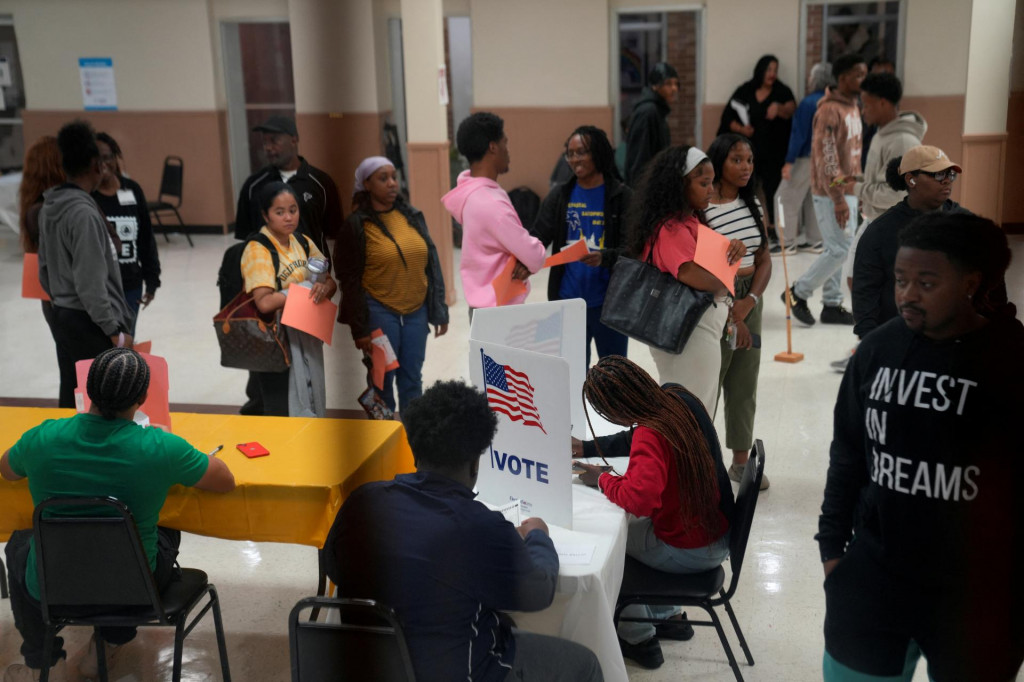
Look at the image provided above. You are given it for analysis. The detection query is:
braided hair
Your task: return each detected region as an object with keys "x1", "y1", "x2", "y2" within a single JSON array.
[
  {"x1": 86, "y1": 348, "x2": 151, "y2": 419},
  {"x1": 583, "y1": 356, "x2": 721, "y2": 537}
]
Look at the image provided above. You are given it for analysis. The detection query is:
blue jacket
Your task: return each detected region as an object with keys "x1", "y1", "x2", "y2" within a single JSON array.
[
  {"x1": 325, "y1": 471, "x2": 559, "y2": 682},
  {"x1": 785, "y1": 90, "x2": 825, "y2": 163}
]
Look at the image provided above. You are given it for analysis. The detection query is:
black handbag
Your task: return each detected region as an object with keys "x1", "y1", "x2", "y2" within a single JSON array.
[{"x1": 600, "y1": 232, "x2": 715, "y2": 354}]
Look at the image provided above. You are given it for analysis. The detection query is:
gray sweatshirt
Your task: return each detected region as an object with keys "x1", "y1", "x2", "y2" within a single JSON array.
[
  {"x1": 38, "y1": 184, "x2": 132, "y2": 337},
  {"x1": 859, "y1": 111, "x2": 927, "y2": 221}
]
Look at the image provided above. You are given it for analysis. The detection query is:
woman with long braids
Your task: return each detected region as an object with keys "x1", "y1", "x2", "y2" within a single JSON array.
[
  {"x1": 575, "y1": 356, "x2": 735, "y2": 670},
  {"x1": 625, "y1": 145, "x2": 745, "y2": 413},
  {"x1": 704, "y1": 133, "x2": 772, "y2": 490}
]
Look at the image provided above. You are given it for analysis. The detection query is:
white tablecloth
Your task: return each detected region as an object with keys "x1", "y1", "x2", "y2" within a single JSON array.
[
  {"x1": 509, "y1": 481, "x2": 629, "y2": 682},
  {"x1": 0, "y1": 172, "x2": 21, "y2": 234}
]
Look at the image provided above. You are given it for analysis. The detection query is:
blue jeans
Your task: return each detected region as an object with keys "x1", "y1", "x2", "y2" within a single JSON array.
[
  {"x1": 585, "y1": 305, "x2": 628, "y2": 368},
  {"x1": 123, "y1": 285, "x2": 142, "y2": 336},
  {"x1": 794, "y1": 195, "x2": 857, "y2": 307},
  {"x1": 366, "y1": 296, "x2": 429, "y2": 412},
  {"x1": 617, "y1": 515, "x2": 730, "y2": 644}
]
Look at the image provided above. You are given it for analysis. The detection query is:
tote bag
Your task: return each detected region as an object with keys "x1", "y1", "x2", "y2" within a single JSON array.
[{"x1": 214, "y1": 290, "x2": 291, "y2": 372}]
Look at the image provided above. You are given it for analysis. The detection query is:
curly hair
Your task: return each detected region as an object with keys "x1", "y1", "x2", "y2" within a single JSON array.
[
  {"x1": 706, "y1": 134, "x2": 767, "y2": 247},
  {"x1": 885, "y1": 156, "x2": 908, "y2": 191},
  {"x1": 401, "y1": 380, "x2": 498, "y2": 470},
  {"x1": 899, "y1": 212, "x2": 1013, "y2": 319},
  {"x1": 456, "y1": 112, "x2": 504, "y2": 164},
  {"x1": 626, "y1": 145, "x2": 711, "y2": 257},
  {"x1": 56, "y1": 119, "x2": 99, "y2": 177},
  {"x1": 565, "y1": 125, "x2": 620, "y2": 182},
  {"x1": 19, "y1": 136, "x2": 64, "y2": 253},
  {"x1": 96, "y1": 132, "x2": 124, "y2": 175},
  {"x1": 583, "y1": 356, "x2": 723, "y2": 538},
  {"x1": 87, "y1": 348, "x2": 151, "y2": 419}
]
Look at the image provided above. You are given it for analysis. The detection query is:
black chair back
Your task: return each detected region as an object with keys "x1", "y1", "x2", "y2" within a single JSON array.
[
  {"x1": 289, "y1": 597, "x2": 416, "y2": 682},
  {"x1": 723, "y1": 439, "x2": 765, "y2": 597},
  {"x1": 33, "y1": 497, "x2": 164, "y2": 623},
  {"x1": 158, "y1": 156, "x2": 184, "y2": 205}
]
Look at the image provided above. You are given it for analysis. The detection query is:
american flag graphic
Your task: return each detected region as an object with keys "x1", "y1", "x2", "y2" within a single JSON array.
[
  {"x1": 481, "y1": 350, "x2": 546, "y2": 433},
  {"x1": 505, "y1": 311, "x2": 562, "y2": 355}
]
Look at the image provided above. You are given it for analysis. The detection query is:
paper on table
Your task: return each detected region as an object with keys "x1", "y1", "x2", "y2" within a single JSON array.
[
  {"x1": 497, "y1": 499, "x2": 522, "y2": 526},
  {"x1": 281, "y1": 282, "x2": 337, "y2": 345},
  {"x1": 694, "y1": 225, "x2": 740, "y2": 296},
  {"x1": 556, "y1": 543, "x2": 597, "y2": 566},
  {"x1": 491, "y1": 254, "x2": 528, "y2": 306},
  {"x1": 76, "y1": 352, "x2": 172, "y2": 431},
  {"x1": 21, "y1": 254, "x2": 49, "y2": 300},
  {"x1": 543, "y1": 238, "x2": 589, "y2": 268}
]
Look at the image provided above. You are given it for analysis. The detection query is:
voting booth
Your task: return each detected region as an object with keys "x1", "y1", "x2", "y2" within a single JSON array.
[
  {"x1": 470, "y1": 299, "x2": 588, "y2": 438},
  {"x1": 470, "y1": 340, "x2": 573, "y2": 529}
]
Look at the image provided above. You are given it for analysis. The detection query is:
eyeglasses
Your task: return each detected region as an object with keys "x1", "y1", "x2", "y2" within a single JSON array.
[
  {"x1": 917, "y1": 169, "x2": 958, "y2": 183},
  {"x1": 99, "y1": 154, "x2": 116, "y2": 164},
  {"x1": 565, "y1": 150, "x2": 591, "y2": 161}
]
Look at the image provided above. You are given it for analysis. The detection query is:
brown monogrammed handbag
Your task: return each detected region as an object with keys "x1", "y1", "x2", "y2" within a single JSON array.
[{"x1": 213, "y1": 291, "x2": 290, "y2": 372}]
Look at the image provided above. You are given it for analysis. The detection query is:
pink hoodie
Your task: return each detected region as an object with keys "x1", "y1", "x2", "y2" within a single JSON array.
[{"x1": 442, "y1": 170, "x2": 547, "y2": 308}]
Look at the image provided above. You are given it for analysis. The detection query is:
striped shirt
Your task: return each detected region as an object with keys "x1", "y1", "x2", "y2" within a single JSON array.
[
  {"x1": 704, "y1": 197, "x2": 763, "y2": 269},
  {"x1": 362, "y1": 209, "x2": 429, "y2": 315}
]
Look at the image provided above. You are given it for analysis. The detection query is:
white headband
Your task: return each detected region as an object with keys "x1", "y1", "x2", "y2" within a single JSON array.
[{"x1": 682, "y1": 147, "x2": 709, "y2": 176}]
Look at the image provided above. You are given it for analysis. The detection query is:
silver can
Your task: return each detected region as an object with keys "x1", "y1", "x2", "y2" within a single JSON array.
[{"x1": 307, "y1": 256, "x2": 329, "y2": 284}]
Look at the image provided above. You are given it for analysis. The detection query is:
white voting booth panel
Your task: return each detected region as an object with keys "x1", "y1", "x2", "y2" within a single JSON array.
[
  {"x1": 470, "y1": 340, "x2": 573, "y2": 529},
  {"x1": 470, "y1": 299, "x2": 587, "y2": 438}
]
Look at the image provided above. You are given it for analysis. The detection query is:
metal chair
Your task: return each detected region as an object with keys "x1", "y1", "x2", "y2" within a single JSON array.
[
  {"x1": 33, "y1": 497, "x2": 230, "y2": 682},
  {"x1": 146, "y1": 155, "x2": 192, "y2": 246},
  {"x1": 289, "y1": 596, "x2": 416, "y2": 682},
  {"x1": 0, "y1": 556, "x2": 8, "y2": 598},
  {"x1": 614, "y1": 439, "x2": 766, "y2": 682}
]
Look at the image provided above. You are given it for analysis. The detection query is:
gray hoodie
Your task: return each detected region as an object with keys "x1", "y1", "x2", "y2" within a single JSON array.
[
  {"x1": 859, "y1": 111, "x2": 927, "y2": 221},
  {"x1": 37, "y1": 185, "x2": 132, "y2": 336}
]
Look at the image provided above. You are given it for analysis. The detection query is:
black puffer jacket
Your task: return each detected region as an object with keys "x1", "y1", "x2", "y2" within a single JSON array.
[{"x1": 334, "y1": 199, "x2": 448, "y2": 340}]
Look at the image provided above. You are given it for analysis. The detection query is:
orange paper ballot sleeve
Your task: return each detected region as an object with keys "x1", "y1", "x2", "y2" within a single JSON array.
[
  {"x1": 281, "y1": 283, "x2": 337, "y2": 345},
  {"x1": 22, "y1": 254, "x2": 50, "y2": 300},
  {"x1": 693, "y1": 225, "x2": 740, "y2": 296},
  {"x1": 491, "y1": 254, "x2": 528, "y2": 306},
  {"x1": 543, "y1": 238, "x2": 589, "y2": 268}
]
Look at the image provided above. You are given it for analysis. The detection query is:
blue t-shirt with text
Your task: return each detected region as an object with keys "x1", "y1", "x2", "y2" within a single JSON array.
[{"x1": 558, "y1": 183, "x2": 609, "y2": 307}]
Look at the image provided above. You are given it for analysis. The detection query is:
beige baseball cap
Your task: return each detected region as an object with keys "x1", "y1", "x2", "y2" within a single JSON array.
[{"x1": 899, "y1": 145, "x2": 963, "y2": 175}]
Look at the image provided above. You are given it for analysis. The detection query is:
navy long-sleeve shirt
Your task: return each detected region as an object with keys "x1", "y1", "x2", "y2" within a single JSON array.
[
  {"x1": 785, "y1": 90, "x2": 825, "y2": 163},
  {"x1": 325, "y1": 471, "x2": 559, "y2": 682}
]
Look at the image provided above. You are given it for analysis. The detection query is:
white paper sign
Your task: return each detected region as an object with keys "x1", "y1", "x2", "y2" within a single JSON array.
[
  {"x1": 470, "y1": 341, "x2": 573, "y2": 529},
  {"x1": 471, "y1": 299, "x2": 587, "y2": 438},
  {"x1": 79, "y1": 57, "x2": 117, "y2": 111}
]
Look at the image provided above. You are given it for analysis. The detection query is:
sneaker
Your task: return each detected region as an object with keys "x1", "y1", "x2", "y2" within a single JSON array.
[
  {"x1": 654, "y1": 613, "x2": 695, "y2": 641},
  {"x1": 78, "y1": 635, "x2": 124, "y2": 680},
  {"x1": 618, "y1": 636, "x2": 664, "y2": 669},
  {"x1": 781, "y1": 286, "x2": 815, "y2": 325},
  {"x1": 770, "y1": 243, "x2": 797, "y2": 256},
  {"x1": 820, "y1": 305, "x2": 855, "y2": 325},
  {"x1": 728, "y1": 462, "x2": 770, "y2": 491},
  {"x1": 3, "y1": 659, "x2": 68, "y2": 682},
  {"x1": 829, "y1": 356, "x2": 851, "y2": 373},
  {"x1": 798, "y1": 241, "x2": 824, "y2": 254}
]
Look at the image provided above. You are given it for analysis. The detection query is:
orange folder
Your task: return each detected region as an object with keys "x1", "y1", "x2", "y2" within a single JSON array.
[
  {"x1": 694, "y1": 225, "x2": 741, "y2": 296},
  {"x1": 75, "y1": 352, "x2": 172, "y2": 431},
  {"x1": 21, "y1": 254, "x2": 50, "y2": 301},
  {"x1": 491, "y1": 254, "x2": 528, "y2": 307},
  {"x1": 280, "y1": 283, "x2": 337, "y2": 345},
  {"x1": 543, "y1": 238, "x2": 590, "y2": 268}
]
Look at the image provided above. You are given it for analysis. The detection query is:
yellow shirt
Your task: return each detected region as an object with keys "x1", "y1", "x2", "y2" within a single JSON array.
[
  {"x1": 241, "y1": 226, "x2": 325, "y2": 293},
  {"x1": 362, "y1": 209, "x2": 429, "y2": 314}
]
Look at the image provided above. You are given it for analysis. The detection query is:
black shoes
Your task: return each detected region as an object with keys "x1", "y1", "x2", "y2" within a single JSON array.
[
  {"x1": 820, "y1": 305, "x2": 855, "y2": 325},
  {"x1": 781, "y1": 286, "x2": 815, "y2": 326},
  {"x1": 618, "y1": 636, "x2": 665, "y2": 669},
  {"x1": 655, "y1": 613, "x2": 695, "y2": 641}
]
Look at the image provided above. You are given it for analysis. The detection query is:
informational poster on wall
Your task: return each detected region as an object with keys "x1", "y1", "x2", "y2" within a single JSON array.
[
  {"x1": 471, "y1": 299, "x2": 588, "y2": 438},
  {"x1": 79, "y1": 57, "x2": 117, "y2": 111},
  {"x1": 470, "y1": 340, "x2": 573, "y2": 529}
]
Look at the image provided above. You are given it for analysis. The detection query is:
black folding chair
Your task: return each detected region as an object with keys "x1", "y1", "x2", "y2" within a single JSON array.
[
  {"x1": 146, "y1": 155, "x2": 192, "y2": 246},
  {"x1": 289, "y1": 596, "x2": 416, "y2": 682},
  {"x1": 614, "y1": 439, "x2": 766, "y2": 682},
  {"x1": 33, "y1": 497, "x2": 230, "y2": 682}
]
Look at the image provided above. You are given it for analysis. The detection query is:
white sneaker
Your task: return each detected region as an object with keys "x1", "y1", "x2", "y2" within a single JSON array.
[
  {"x1": 3, "y1": 658, "x2": 68, "y2": 682},
  {"x1": 77, "y1": 635, "x2": 124, "y2": 680}
]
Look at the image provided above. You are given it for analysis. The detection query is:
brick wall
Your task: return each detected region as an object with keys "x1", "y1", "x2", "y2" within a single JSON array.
[
  {"x1": 805, "y1": 4, "x2": 824, "y2": 85},
  {"x1": 666, "y1": 11, "x2": 698, "y2": 146}
]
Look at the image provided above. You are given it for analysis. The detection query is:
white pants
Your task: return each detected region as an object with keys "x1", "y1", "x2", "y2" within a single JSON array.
[{"x1": 649, "y1": 300, "x2": 730, "y2": 414}]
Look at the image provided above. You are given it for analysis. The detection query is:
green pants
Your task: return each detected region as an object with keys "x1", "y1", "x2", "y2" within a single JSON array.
[{"x1": 717, "y1": 274, "x2": 762, "y2": 452}]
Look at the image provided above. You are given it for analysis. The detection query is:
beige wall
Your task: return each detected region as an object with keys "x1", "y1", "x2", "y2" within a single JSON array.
[
  {"x1": 470, "y1": 0, "x2": 608, "y2": 107},
  {"x1": 210, "y1": 0, "x2": 288, "y2": 20},
  {"x1": 7, "y1": 0, "x2": 218, "y2": 110},
  {"x1": 903, "y1": 0, "x2": 970, "y2": 97},
  {"x1": 963, "y1": 0, "x2": 1015, "y2": 134}
]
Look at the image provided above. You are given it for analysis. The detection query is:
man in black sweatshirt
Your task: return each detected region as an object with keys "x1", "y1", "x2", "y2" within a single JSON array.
[
  {"x1": 817, "y1": 212, "x2": 1023, "y2": 680},
  {"x1": 623, "y1": 62, "x2": 678, "y2": 186}
]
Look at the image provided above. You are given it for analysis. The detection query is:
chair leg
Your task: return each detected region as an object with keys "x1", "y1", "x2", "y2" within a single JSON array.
[
  {"x1": 173, "y1": 619, "x2": 186, "y2": 682},
  {"x1": 721, "y1": 590, "x2": 755, "y2": 666},
  {"x1": 39, "y1": 629, "x2": 54, "y2": 682},
  {"x1": 310, "y1": 553, "x2": 327, "y2": 622},
  {"x1": 171, "y1": 207, "x2": 193, "y2": 247},
  {"x1": 96, "y1": 633, "x2": 110, "y2": 682},
  {"x1": 209, "y1": 586, "x2": 232, "y2": 681},
  {"x1": 705, "y1": 605, "x2": 744, "y2": 682},
  {"x1": 0, "y1": 556, "x2": 8, "y2": 598},
  {"x1": 152, "y1": 212, "x2": 171, "y2": 243}
]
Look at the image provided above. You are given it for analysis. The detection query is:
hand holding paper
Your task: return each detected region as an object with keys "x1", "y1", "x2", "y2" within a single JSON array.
[
  {"x1": 281, "y1": 282, "x2": 337, "y2": 345},
  {"x1": 491, "y1": 254, "x2": 529, "y2": 307},
  {"x1": 694, "y1": 225, "x2": 741, "y2": 296},
  {"x1": 543, "y1": 238, "x2": 590, "y2": 268}
]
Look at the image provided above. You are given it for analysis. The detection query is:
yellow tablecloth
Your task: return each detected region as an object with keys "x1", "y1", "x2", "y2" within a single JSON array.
[{"x1": 0, "y1": 408, "x2": 415, "y2": 547}]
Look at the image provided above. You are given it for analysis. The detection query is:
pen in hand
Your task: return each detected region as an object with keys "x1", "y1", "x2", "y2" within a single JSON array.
[{"x1": 209, "y1": 445, "x2": 224, "y2": 457}]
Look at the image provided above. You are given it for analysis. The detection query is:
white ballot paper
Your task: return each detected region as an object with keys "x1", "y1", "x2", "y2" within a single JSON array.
[
  {"x1": 497, "y1": 499, "x2": 522, "y2": 526},
  {"x1": 555, "y1": 543, "x2": 596, "y2": 566}
]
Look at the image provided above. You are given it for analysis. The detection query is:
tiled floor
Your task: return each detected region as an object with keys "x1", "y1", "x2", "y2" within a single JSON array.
[{"x1": 1, "y1": 227, "x2": 1021, "y2": 681}]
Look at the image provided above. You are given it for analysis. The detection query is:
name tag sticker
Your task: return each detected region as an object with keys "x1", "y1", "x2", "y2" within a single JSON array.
[{"x1": 116, "y1": 189, "x2": 136, "y2": 206}]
